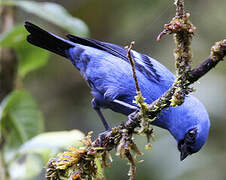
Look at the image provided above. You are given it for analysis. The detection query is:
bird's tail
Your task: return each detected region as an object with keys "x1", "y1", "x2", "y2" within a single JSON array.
[{"x1": 24, "y1": 22, "x2": 74, "y2": 58}]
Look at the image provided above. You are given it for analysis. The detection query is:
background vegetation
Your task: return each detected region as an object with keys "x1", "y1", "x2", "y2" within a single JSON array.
[{"x1": 0, "y1": 0, "x2": 226, "y2": 179}]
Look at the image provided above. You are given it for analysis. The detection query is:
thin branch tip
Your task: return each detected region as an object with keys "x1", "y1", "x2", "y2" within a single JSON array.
[{"x1": 210, "y1": 39, "x2": 226, "y2": 61}]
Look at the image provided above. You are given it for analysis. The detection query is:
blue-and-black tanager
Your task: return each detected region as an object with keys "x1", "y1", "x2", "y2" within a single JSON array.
[{"x1": 24, "y1": 22, "x2": 210, "y2": 161}]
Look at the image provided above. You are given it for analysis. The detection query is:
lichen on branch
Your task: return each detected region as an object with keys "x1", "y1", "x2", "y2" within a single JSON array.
[
  {"x1": 46, "y1": 132, "x2": 105, "y2": 180},
  {"x1": 125, "y1": 41, "x2": 154, "y2": 149}
]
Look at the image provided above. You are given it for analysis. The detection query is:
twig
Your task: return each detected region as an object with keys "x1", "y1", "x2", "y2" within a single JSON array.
[
  {"x1": 175, "y1": 0, "x2": 184, "y2": 17},
  {"x1": 126, "y1": 42, "x2": 153, "y2": 149},
  {"x1": 125, "y1": 41, "x2": 140, "y2": 93}
]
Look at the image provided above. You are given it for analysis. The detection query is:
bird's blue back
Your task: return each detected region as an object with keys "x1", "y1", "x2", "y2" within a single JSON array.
[{"x1": 67, "y1": 43, "x2": 174, "y2": 112}]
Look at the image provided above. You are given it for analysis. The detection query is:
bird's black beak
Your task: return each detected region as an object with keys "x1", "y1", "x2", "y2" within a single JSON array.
[{"x1": 180, "y1": 143, "x2": 190, "y2": 161}]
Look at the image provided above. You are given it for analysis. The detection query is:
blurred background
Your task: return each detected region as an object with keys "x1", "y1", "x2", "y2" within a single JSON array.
[{"x1": 3, "y1": 0, "x2": 226, "y2": 179}]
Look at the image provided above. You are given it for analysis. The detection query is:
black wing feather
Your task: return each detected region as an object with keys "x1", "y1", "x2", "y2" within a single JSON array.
[
  {"x1": 25, "y1": 22, "x2": 74, "y2": 58},
  {"x1": 66, "y1": 34, "x2": 128, "y2": 61},
  {"x1": 66, "y1": 34, "x2": 160, "y2": 82}
]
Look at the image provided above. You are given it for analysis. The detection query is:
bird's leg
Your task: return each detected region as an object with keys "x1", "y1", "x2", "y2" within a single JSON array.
[
  {"x1": 112, "y1": 99, "x2": 139, "y2": 112},
  {"x1": 92, "y1": 99, "x2": 111, "y2": 131},
  {"x1": 112, "y1": 99, "x2": 140, "y2": 127}
]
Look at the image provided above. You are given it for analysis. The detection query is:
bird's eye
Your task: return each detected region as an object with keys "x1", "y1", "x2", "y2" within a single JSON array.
[
  {"x1": 188, "y1": 128, "x2": 197, "y2": 138},
  {"x1": 184, "y1": 128, "x2": 197, "y2": 144}
]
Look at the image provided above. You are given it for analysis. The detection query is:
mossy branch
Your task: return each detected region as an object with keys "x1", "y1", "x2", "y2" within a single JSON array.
[{"x1": 46, "y1": 0, "x2": 226, "y2": 179}]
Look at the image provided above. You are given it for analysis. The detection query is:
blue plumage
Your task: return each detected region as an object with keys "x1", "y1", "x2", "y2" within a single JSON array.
[{"x1": 25, "y1": 22, "x2": 210, "y2": 161}]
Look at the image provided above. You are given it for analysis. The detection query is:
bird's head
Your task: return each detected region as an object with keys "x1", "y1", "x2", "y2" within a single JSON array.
[
  {"x1": 169, "y1": 96, "x2": 210, "y2": 161},
  {"x1": 177, "y1": 125, "x2": 209, "y2": 161}
]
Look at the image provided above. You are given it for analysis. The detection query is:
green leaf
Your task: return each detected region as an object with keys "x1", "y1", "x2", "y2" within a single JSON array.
[
  {"x1": 2, "y1": 0, "x2": 89, "y2": 36},
  {"x1": 19, "y1": 130, "x2": 85, "y2": 163},
  {"x1": 0, "y1": 25, "x2": 26, "y2": 47},
  {"x1": 0, "y1": 90, "x2": 44, "y2": 163},
  {"x1": 8, "y1": 154, "x2": 44, "y2": 180},
  {"x1": 7, "y1": 130, "x2": 84, "y2": 179},
  {"x1": 0, "y1": 25, "x2": 50, "y2": 77}
]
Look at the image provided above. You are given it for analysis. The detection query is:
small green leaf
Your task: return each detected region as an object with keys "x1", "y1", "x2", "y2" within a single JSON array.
[
  {"x1": 2, "y1": 0, "x2": 89, "y2": 36},
  {"x1": 0, "y1": 90, "x2": 44, "y2": 163},
  {"x1": 0, "y1": 25, "x2": 50, "y2": 77},
  {"x1": 19, "y1": 130, "x2": 85, "y2": 163}
]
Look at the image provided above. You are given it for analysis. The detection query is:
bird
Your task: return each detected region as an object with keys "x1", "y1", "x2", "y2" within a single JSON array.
[{"x1": 24, "y1": 22, "x2": 210, "y2": 161}]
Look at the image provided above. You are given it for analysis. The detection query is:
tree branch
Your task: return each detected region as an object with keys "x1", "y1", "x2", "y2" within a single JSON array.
[
  {"x1": 188, "y1": 40, "x2": 226, "y2": 84},
  {"x1": 46, "y1": 0, "x2": 226, "y2": 179}
]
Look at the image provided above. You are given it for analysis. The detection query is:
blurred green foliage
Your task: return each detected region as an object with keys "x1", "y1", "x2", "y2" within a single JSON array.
[
  {"x1": 0, "y1": 25, "x2": 49, "y2": 77},
  {"x1": 1, "y1": 0, "x2": 89, "y2": 36},
  {"x1": 0, "y1": 90, "x2": 44, "y2": 163},
  {"x1": 8, "y1": 130, "x2": 84, "y2": 179},
  {"x1": 0, "y1": 0, "x2": 89, "y2": 179}
]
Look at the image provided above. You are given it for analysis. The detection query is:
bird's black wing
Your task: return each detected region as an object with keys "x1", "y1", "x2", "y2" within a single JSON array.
[
  {"x1": 66, "y1": 34, "x2": 128, "y2": 61},
  {"x1": 66, "y1": 34, "x2": 160, "y2": 82}
]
